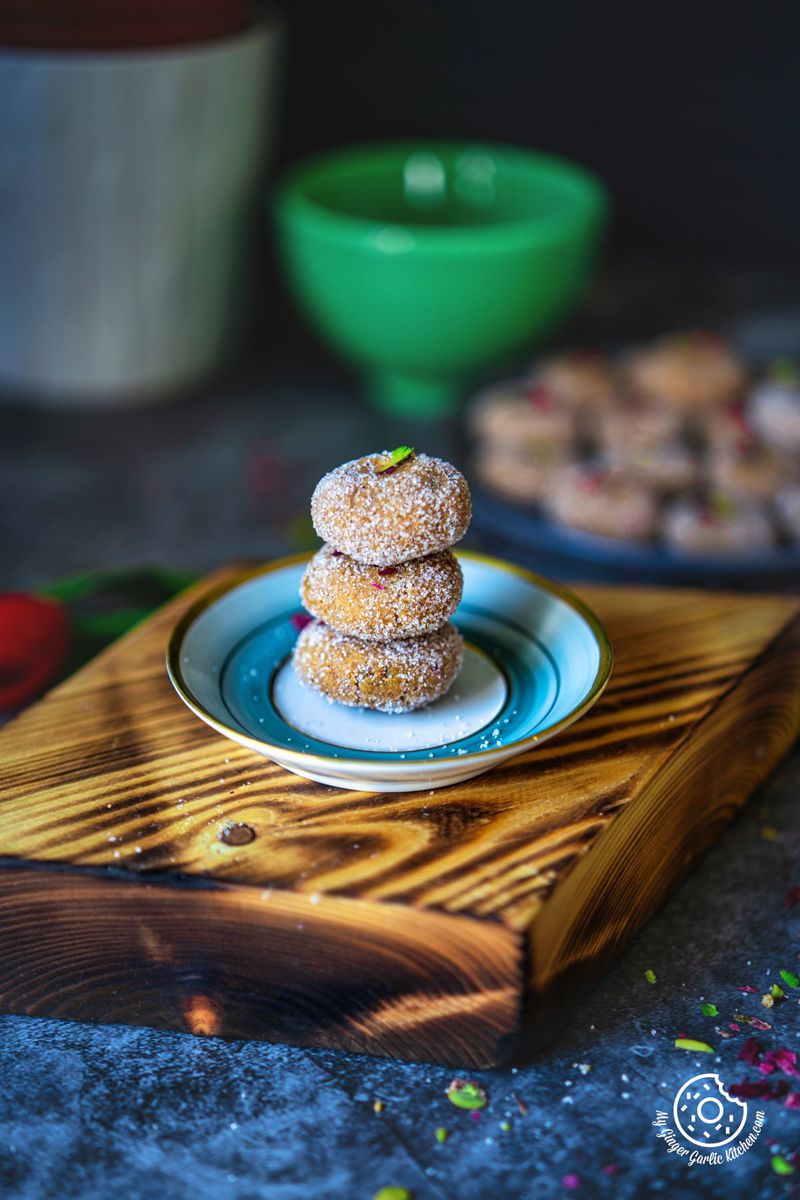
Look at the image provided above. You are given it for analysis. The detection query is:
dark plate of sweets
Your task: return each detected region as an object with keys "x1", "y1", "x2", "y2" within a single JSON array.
[{"x1": 465, "y1": 328, "x2": 800, "y2": 586}]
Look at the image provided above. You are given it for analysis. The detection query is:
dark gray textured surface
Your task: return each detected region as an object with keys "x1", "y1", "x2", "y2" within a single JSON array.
[
  {"x1": 0, "y1": 753, "x2": 798, "y2": 1200},
  {"x1": 2, "y1": 296, "x2": 800, "y2": 1197},
  {"x1": 0, "y1": 365, "x2": 463, "y2": 592}
]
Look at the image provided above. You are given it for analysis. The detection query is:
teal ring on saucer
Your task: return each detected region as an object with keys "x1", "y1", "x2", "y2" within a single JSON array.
[{"x1": 166, "y1": 551, "x2": 612, "y2": 792}]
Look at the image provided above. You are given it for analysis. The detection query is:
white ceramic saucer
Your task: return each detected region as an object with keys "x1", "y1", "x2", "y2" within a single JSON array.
[{"x1": 167, "y1": 551, "x2": 612, "y2": 792}]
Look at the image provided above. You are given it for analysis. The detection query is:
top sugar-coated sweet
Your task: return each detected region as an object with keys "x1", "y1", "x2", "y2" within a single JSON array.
[{"x1": 311, "y1": 451, "x2": 472, "y2": 566}]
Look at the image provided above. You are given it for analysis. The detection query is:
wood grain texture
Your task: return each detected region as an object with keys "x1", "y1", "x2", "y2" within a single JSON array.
[{"x1": 0, "y1": 569, "x2": 798, "y2": 1066}]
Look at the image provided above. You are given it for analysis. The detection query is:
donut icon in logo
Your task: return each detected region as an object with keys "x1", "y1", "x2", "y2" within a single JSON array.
[{"x1": 673, "y1": 1073, "x2": 748, "y2": 1148}]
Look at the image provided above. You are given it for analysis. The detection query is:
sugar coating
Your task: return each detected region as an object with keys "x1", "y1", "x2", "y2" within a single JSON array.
[
  {"x1": 468, "y1": 381, "x2": 574, "y2": 449},
  {"x1": 608, "y1": 438, "x2": 698, "y2": 495},
  {"x1": 622, "y1": 333, "x2": 746, "y2": 411},
  {"x1": 534, "y1": 350, "x2": 618, "y2": 412},
  {"x1": 596, "y1": 399, "x2": 684, "y2": 453},
  {"x1": 311, "y1": 451, "x2": 471, "y2": 566},
  {"x1": 663, "y1": 495, "x2": 775, "y2": 553},
  {"x1": 699, "y1": 403, "x2": 758, "y2": 453},
  {"x1": 473, "y1": 443, "x2": 572, "y2": 505},
  {"x1": 545, "y1": 462, "x2": 657, "y2": 541},
  {"x1": 775, "y1": 484, "x2": 800, "y2": 539},
  {"x1": 707, "y1": 442, "x2": 793, "y2": 502},
  {"x1": 748, "y1": 380, "x2": 800, "y2": 450},
  {"x1": 301, "y1": 544, "x2": 462, "y2": 641},
  {"x1": 293, "y1": 619, "x2": 464, "y2": 713}
]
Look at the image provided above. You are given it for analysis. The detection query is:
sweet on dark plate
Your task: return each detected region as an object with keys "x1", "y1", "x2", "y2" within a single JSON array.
[{"x1": 467, "y1": 334, "x2": 800, "y2": 582}]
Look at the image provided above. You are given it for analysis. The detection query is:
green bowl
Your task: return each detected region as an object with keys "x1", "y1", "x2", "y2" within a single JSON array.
[{"x1": 274, "y1": 142, "x2": 608, "y2": 418}]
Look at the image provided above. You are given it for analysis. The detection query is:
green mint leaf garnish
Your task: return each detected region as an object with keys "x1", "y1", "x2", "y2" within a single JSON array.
[
  {"x1": 772, "y1": 1155, "x2": 796, "y2": 1176},
  {"x1": 446, "y1": 1079, "x2": 487, "y2": 1110},
  {"x1": 709, "y1": 490, "x2": 737, "y2": 520},
  {"x1": 674, "y1": 1038, "x2": 714, "y2": 1052},
  {"x1": 768, "y1": 357, "x2": 799, "y2": 386},
  {"x1": 378, "y1": 446, "x2": 414, "y2": 473},
  {"x1": 700, "y1": 1003, "x2": 719, "y2": 1017}
]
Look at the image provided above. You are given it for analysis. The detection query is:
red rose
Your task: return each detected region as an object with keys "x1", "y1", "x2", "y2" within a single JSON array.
[{"x1": 0, "y1": 593, "x2": 69, "y2": 712}]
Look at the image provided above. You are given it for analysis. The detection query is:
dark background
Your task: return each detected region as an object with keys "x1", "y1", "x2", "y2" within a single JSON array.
[
  {"x1": 250, "y1": 0, "x2": 799, "y2": 368},
  {"x1": 275, "y1": 0, "x2": 796, "y2": 267},
  {"x1": 1, "y1": 11, "x2": 800, "y2": 1200},
  {"x1": 4, "y1": 0, "x2": 799, "y2": 587}
]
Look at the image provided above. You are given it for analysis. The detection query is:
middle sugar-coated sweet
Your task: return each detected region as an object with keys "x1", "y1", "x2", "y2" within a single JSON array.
[{"x1": 300, "y1": 544, "x2": 463, "y2": 641}]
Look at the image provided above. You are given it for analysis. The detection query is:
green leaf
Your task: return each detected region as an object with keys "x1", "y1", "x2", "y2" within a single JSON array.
[
  {"x1": 41, "y1": 565, "x2": 196, "y2": 604},
  {"x1": 434, "y1": 1127, "x2": 448, "y2": 1143},
  {"x1": 644, "y1": 969, "x2": 657, "y2": 984},
  {"x1": 771, "y1": 984, "x2": 786, "y2": 999},
  {"x1": 772, "y1": 1155, "x2": 796, "y2": 1176},
  {"x1": 780, "y1": 969, "x2": 800, "y2": 989},
  {"x1": 285, "y1": 513, "x2": 321, "y2": 550},
  {"x1": 709, "y1": 489, "x2": 737, "y2": 519},
  {"x1": 700, "y1": 1003, "x2": 719, "y2": 1017},
  {"x1": 378, "y1": 446, "x2": 414, "y2": 473},
  {"x1": 768, "y1": 357, "x2": 799, "y2": 385},
  {"x1": 39, "y1": 567, "x2": 137, "y2": 603},
  {"x1": 446, "y1": 1079, "x2": 488, "y2": 1110},
  {"x1": 674, "y1": 1038, "x2": 714, "y2": 1053},
  {"x1": 70, "y1": 607, "x2": 154, "y2": 640}
]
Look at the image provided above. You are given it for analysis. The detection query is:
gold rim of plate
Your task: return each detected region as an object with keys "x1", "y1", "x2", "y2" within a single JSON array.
[{"x1": 165, "y1": 549, "x2": 614, "y2": 769}]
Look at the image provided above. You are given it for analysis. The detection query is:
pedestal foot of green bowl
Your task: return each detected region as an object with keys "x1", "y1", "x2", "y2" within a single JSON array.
[{"x1": 368, "y1": 370, "x2": 464, "y2": 419}]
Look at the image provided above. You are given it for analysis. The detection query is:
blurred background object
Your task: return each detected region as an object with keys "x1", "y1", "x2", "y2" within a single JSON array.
[
  {"x1": 0, "y1": 1, "x2": 256, "y2": 49},
  {"x1": 2, "y1": 0, "x2": 800, "y2": 593},
  {"x1": 0, "y1": 566, "x2": 199, "y2": 719},
  {"x1": 274, "y1": 0, "x2": 800, "y2": 274},
  {"x1": 275, "y1": 142, "x2": 607, "y2": 416},
  {"x1": 0, "y1": 5, "x2": 280, "y2": 406},
  {"x1": 467, "y1": 336, "x2": 800, "y2": 585}
]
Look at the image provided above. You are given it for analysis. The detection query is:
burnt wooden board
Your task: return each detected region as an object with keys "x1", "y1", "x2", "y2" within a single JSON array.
[{"x1": 0, "y1": 570, "x2": 798, "y2": 1067}]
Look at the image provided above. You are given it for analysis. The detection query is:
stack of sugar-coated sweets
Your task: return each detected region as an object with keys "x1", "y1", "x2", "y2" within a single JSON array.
[{"x1": 293, "y1": 447, "x2": 472, "y2": 712}]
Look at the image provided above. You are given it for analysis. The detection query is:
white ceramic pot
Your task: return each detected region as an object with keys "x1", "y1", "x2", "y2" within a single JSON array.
[{"x1": 0, "y1": 23, "x2": 280, "y2": 406}]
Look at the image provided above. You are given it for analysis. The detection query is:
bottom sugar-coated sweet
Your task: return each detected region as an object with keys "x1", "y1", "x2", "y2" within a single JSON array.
[{"x1": 292, "y1": 620, "x2": 464, "y2": 713}]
